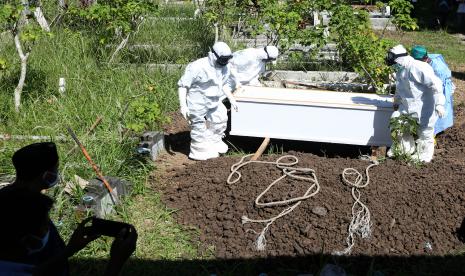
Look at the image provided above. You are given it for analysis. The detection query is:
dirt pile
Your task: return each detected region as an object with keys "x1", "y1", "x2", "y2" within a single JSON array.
[{"x1": 160, "y1": 106, "x2": 465, "y2": 259}]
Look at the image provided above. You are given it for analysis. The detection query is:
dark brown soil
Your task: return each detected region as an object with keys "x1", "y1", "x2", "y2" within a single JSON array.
[{"x1": 158, "y1": 106, "x2": 465, "y2": 260}]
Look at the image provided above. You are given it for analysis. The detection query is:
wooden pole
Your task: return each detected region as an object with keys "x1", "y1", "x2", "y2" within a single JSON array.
[
  {"x1": 251, "y1": 137, "x2": 270, "y2": 161},
  {"x1": 66, "y1": 116, "x2": 103, "y2": 155}
]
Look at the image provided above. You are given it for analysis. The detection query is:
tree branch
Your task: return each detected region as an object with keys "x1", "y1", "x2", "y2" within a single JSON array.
[
  {"x1": 108, "y1": 33, "x2": 130, "y2": 63},
  {"x1": 14, "y1": 33, "x2": 30, "y2": 112}
]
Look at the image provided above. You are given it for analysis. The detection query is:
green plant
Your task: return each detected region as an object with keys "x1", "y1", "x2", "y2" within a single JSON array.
[
  {"x1": 66, "y1": 0, "x2": 158, "y2": 62},
  {"x1": 125, "y1": 96, "x2": 169, "y2": 133},
  {"x1": 203, "y1": 0, "x2": 240, "y2": 39},
  {"x1": 389, "y1": 0, "x2": 418, "y2": 31},
  {"x1": 243, "y1": 0, "x2": 330, "y2": 50},
  {"x1": 329, "y1": 4, "x2": 395, "y2": 92},
  {"x1": 376, "y1": 1, "x2": 386, "y2": 11},
  {"x1": 389, "y1": 113, "x2": 419, "y2": 161},
  {"x1": 0, "y1": 57, "x2": 7, "y2": 70},
  {"x1": 0, "y1": 0, "x2": 52, "y2": 112}
]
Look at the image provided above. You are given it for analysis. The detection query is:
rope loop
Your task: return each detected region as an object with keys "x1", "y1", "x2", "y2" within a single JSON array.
[{"x1": 227, "y1": 154, "x2": 319, "y2": 251}]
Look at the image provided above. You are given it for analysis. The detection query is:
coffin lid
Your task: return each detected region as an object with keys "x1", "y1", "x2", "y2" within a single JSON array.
[{"x1": 234, "y1": 86, "x2": 394, "y2": 110}]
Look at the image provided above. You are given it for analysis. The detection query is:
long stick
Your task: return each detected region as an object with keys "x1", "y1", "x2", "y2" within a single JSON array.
[
  {"x1": 251, "y1": 137, "x2": 271, "y2": 161},
  {"x1": 66, "y1": 126, "x2": 116, "y2": 204},
  {"x1": 66, "y1": 116, "x2": 103, "y2": 155}
]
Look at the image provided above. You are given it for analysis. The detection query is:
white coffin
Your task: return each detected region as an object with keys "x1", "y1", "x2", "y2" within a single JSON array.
[{"x1": 230, "y1": 86, "x2": 394, "y2": 146}]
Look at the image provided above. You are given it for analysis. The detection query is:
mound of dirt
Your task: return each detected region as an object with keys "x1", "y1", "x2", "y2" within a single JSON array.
[{"x1": 159, "y1": 106, "x2": 465, "y2": 259}]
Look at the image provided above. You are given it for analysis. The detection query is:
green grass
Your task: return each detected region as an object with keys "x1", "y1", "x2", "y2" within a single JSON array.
[
  {"x1": 158, "y1": 2, "x2": 196, "y2": 18},
  {"x1": 122, "y1": 17, "x2": 214, "y2": 64},
  {"x1": 0, "y1": 23, "x2": 197, "y2": 268}
]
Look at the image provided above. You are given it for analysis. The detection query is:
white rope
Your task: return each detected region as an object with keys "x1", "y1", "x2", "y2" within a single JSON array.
[
  {"x1": 228, "y1": 154, "x2": 320, "y2": 251},
  {"x1": 334, "y1": 157, "x2": 379, "y2": 255}
]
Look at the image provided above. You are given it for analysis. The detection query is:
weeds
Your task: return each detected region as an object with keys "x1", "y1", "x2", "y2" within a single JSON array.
[{"x1": 0, "y1": 20, "x2": 196, "y2": 264}]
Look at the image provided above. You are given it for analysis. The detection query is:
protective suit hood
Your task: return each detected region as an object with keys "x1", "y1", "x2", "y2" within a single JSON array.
[
  {"x1": 386, "y1": 44, "x2": 409, "y2": 66},
  {"x1": 208, "y1": 42, "x2": 232, "y2": 67},
  {"x1": 261, "y1": 46, "x2": 279, "y2": 61}
]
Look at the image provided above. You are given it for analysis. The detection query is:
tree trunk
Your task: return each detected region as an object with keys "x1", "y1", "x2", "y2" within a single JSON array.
[
  {"x1": 34, "y1": 7, "x2": 51, "y2": 32},
  {"x1": 14, "y1": 33, "x2": 29, "y2": 113}
]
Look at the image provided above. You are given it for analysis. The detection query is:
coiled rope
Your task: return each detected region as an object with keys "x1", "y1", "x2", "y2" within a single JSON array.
[
  {"x1": 334, "y1": 157, "x2": 379, "y2": 255},
  {"x1": 227, "y1": 154, "x2": 320, "y2": 251}
]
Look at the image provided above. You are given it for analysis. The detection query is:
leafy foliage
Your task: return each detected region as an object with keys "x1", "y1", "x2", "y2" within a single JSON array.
[
  {"x1": 0, "y1": 2, "x2": 23, "y2": 30},
  {"x1": 329, "y1": 4, "x2": 395, "y2": 91},
  {"x1": 389, "y1": 0, "x2": 418, "y2": 31},
  {"x1": 389, "y1": 113, "x2": 419, "y2": 160},
  {"x1": 66, "y1": 0, "x2": 158, "y2": 44},
  {"x1": 0, "y1": 58, "x2": 7, "y2": 70},
  {"x1": 204, "y1": 0, "x2": 330, "y2": 53},
  {"x1": 125, "y1": 96, "x2": 169, "y2": 133}
]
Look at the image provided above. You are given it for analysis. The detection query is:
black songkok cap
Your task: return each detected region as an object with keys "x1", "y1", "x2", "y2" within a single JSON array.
[{"x1": 12, "y1": 142, "x2": 59, "y2": 180}]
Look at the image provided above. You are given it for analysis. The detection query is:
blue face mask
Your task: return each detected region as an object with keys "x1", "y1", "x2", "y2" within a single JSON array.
[{"x1": 25, "y1": 230, "x2": 50, "y2": 255}]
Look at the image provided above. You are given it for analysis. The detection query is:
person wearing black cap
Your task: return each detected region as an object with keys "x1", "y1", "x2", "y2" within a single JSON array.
[
  {"x1": 3, "y1": 142, "x2": 67, "y2": 274},
  {"x1": 0, "y1": 188, "x2": 138, "y2": 276},
  {"x1": 11, "y1": 142, "x2": 60, "y2": 192},
  {"x1": 2, "y1": 143, "x2": 138, "y2": 275}
]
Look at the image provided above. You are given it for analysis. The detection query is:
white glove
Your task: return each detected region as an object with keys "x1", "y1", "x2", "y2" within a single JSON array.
[
  {"x1": 224, "y1": 88, "x2": 239, "y2": 112},
  {"x1": 435, "y1": 105, "x2": 446, "y2": 118},
  {"x1": 229, "y1": 97, "x2": 238, "y2": 112},
  {"x1": 178, "y1": 87, "x2": 189, "y2": 120},
  {"x1": 180, "y1": 104, "x2": 189, "y2": 120}
]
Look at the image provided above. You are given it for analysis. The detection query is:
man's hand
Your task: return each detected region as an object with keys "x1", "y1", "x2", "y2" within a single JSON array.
[
  {"x1": 110, "y1": 226, "x2": 138, "y2": 261},
  {"x1": 104, "y1": 226, "x2": 138, "y2": 276},
  {"x1": 436, "y1": 105, "x2": 446, "y2": 118},
  {"x1": 65, "y1": 217, "x2": 100, "y2": 257}
]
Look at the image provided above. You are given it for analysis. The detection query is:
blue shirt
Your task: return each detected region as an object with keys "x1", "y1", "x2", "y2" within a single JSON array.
[{"x1": 428, "y1": 54, "x2": 454, "y2": 134}]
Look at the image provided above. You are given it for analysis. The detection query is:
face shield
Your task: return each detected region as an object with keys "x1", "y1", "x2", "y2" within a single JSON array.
[
  {"x1": 212, "y1": 48, "x2": 232, "y2": 66},
  {"x1": 263, "y1": 46, "x2": 277, "y2": 62},
  {"x1": 385, "y1": 51, "x2": 408, "y2": 66}
]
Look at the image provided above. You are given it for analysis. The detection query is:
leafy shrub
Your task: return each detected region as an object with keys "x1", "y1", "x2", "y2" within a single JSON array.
[
  {"x1": 330, "y1": 4, "x2": 395, "y2": 92},
  {"x1": 125, "y1": 96, "x2": 169, "y2": 133},
  {"x1": 389, "y1": 0, "x2": 418, "y2": 31}
]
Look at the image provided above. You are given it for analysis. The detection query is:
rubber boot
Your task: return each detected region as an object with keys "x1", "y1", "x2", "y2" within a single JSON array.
[
  {"x1": 415, "y1": 139, "x2": 435, "y2": 163},
  {"x1": 189, "y1": 142, "x2": 219, "y2": 161},
  {"x1": 212, "y1": 139, "x2": 228, "y2": 154}
]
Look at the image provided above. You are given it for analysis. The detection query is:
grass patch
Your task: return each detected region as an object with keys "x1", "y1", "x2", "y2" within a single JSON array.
[
  {"x1": 121, "y1": 17, "x2": 214, "y2": 64},
  {"x1": 158, "y1": 2, "x2": 196, "y2": 18},
  {"x1": 0, "y1": 21, "x2": 197, "y2": 269}
]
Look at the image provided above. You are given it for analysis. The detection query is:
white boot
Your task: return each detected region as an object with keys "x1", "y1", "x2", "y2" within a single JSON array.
[
  {"x1": 415, "y1": 139, "x2": 435, "y2": 163},
  {"x1": 213, "y1": 139, "x2": 228, "y2": 154},
  {"x1": 189, "y1": 142, "x2": 219, "y2": 161}
]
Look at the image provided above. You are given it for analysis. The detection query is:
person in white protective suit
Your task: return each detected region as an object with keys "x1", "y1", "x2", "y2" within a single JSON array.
[
  {"x1": 385, "y1": 44, "x2": 446, "y2": 163},
  {"x1": 177, "y1": 42, "x2": 238, "y2": 161},
  {"x1": 230, "y1": 46, "x2": 279, "y2": 87}
]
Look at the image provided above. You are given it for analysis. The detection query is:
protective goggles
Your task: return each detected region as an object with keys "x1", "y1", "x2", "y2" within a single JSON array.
[
  {"x1": 263, "y1": 46, "x2": 276, "y2": 62},
  {"x1": 385, "y1": 51, "x2": 408, "y2": 66},
  {"x1": 212, "y1": 49, "x2": 232, "y2": 66}
]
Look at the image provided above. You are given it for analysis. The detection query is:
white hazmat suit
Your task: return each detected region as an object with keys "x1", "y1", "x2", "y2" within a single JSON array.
[
  {"x1": 178, "y1": 42, "x2": 237, "y2": 160},
  {"x1": 387, "y1": 45, "x2": 445, "y2": 163},
  {"x1": 230, "y1": 46, "x2": 279, "y2": 86}
]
